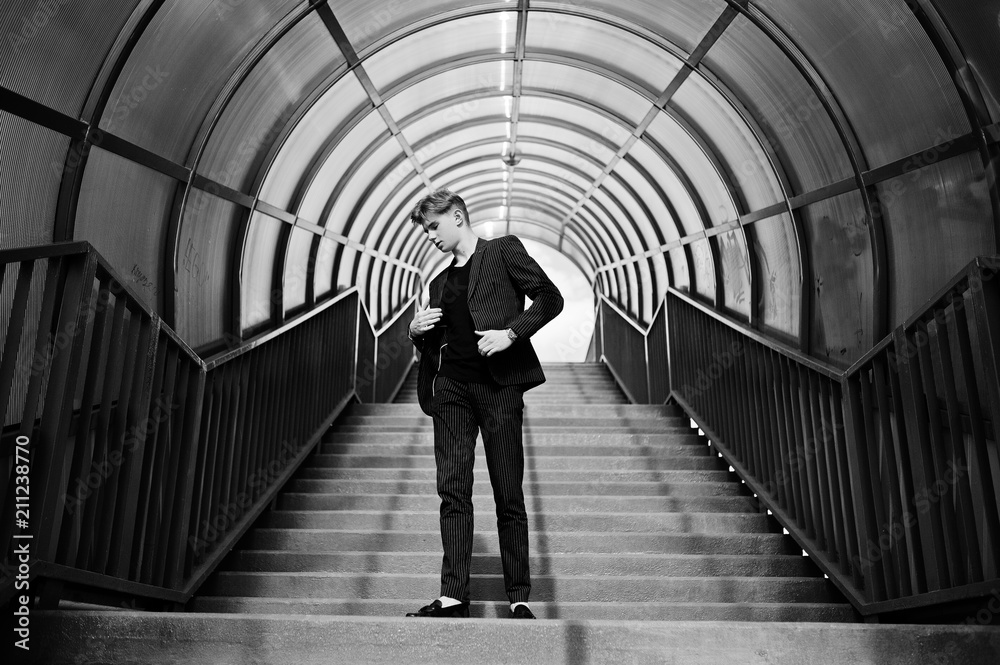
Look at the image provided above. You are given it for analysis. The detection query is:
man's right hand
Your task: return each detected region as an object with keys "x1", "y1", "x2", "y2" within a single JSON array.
[{"x1": 409, "y1": 306, "x2": 442, "y2": 337}]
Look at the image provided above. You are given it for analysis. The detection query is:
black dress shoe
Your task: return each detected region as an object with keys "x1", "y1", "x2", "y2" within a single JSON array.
[
  {"x1": 405, "y1": 599, "x2": 470, "y2": 618},
  {"x1": 511, "y1": 604, "x2": 536, "y2": 619}
]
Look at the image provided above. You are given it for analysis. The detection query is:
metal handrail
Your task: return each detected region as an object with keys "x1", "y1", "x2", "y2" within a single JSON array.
[
  {"x1": 0, "y1": 241, "x2": 413, "y2": 608},
  {"x1": 596, "y1": 256, "x2": 1000, "y2": 620}
]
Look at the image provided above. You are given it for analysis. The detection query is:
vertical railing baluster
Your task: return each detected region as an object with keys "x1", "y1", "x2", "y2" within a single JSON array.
[
  {"x1": 886, "y1": 337, "x2": 927, "y2": 593},
  {"x1": 829, "y1": 382, "x2": 870, "y2": 582},
  {"x1": 95, "y1": 307, "x2": 143, "y2": 574},
  {"x1": 954, "y1": 283, "x2": 1000, "y2": 580},
  {"x1": 190, "y1": 373, "x2": 219, "y2": 566},
  {"x1": 858, "y1": 363, "x2": 893, "y2": 596},
  {"x1": 802, "y1": 372, "x2": 827, "y2": 551},
  {"x1": 144, "y1": 342, "x2": 179, "y2": 585},
  {"x1": 968, "y1": 262, "x2": 1000, "y2": 577},
  {"x1": 131, "y1": 338, "x2": 171, "y2": 584},
  {"x1": 758, "y1": 347, "x2": 779, "y2": 504},
  {"x1": 933, "y1": 305, "x2": 983, "y2": 583},
  {"x1": 820, "y1": 378, "x2": 848, "y2": 569},
  {"x1": 733, "y1": 327, "x2": 752, "y2": 475},
  {"x1": 81, "y1": 289, "x2": 128, "y2": 570},
  {"x1": 35, "y1": 253, "x2": 98, "y2": 568},
  {"x1": 56, "y1": 277, "x2": 112, "y2": 568},
  {"x1": 171, "y1": 362, "x2": 205, "y2": 588},
  {"x1": 871, "y1": 355, "x2": 908, "y2": 597},
  {"x1": 894, "y1": 327, "x2": 948, "y2": 591},
  {"x1": 777, "y1": 356, "x2": 800, "y2": 525},
  {"x1": 843, "y1": 374, "x2": 883, "y2": 602},
  {"x1": 16, "y1": 257, "x2": 63, "y2": 438},
  {"x1": 813, "y1": 377, "x2": 836, "y2": 561},
  {"x1": 0, "y1": 260, "x2": 35, "y2": 428},
  {"x1": 788, "y1": 368, "x2": 813, "y2": 539},
  {"x1": 108, "y1": 311, "x2": 158, "y2": 579},
  {"x1": 230, "y1": 359, "x2": 253, "y2": 520},
  {"x1": 916, "y1": 321, "x2": 962, "y2": 586}
]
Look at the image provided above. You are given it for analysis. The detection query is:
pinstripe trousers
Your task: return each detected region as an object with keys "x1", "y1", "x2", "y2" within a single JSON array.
[{"x1": 431, "y1": 375, "x2": 531, "y2": 604}]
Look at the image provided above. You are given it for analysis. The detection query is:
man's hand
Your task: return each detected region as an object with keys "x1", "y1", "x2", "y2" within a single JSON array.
[
  {"x1": 409, "y1": 306, "x2": 442, "y2": 337},
  {"x1": 475, "y1": 329, "x2": 514, "y2": 357}
]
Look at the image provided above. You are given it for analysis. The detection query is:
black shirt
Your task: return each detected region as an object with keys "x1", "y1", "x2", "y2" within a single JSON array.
[{"x1": 439, "y1": 260, "x2": 493, "y2": 384}]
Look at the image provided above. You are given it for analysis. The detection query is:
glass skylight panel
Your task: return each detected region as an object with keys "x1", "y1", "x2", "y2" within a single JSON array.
[
  {"x1": 645, "y1": 112, "x2": 737, "y2": 229},
  {"x1": 702, "y1": 14, "x2": 852, "y2": 196},
  {"x1": 671, "y1": 72, "x2": 785, "y2": 214},
  {"x1": 384, "y1": 63, "x2": 512, "y2": 121},
  {"x1": 753, "y1": 0, "x2": 970, "y2": 169},
  {"x1": 526, "y1": 12, "x2": 683, "y2": 96},
  {"x1": 364, "y1": 14, "x2": 515, "y2": 94},
  {"x1": 76, "y1": 147, "x2": 175, "y2": 309},
  {"x1": 613, "y1": 156, "x2": 682, "y2": 243},
  {"x1": 198, "y1": 13, "x2": 344, "y2": 192},
  {"x1": 399, "y1": 100, "x2": 508, "y2": 151},
  {"x1": 627, "y1": 141, "x2": 696, "y2": 240},
  {"x1": 521, "y1": 60, "x2": 653, "y2": 126},
  {"x1": 175, "y1": 191, "x2": 241, "y2": 348},
  {"x1": 530, "y1": 0, "x2": 724, "y2": 55},
  {"x1": 327, "y1": 136, "x2": 416, "y2": 242},
  {"x1": 508, "y1": 222, "x2": 561, "y2": 247},
  {"x1": 299, "y1": 112, "x2": 390, "y2": 226},
  {"x1": 425, "y1": 145, "x2": 504, "y2": 181},
  {"x1": 752, "y1": 213, "x2": 802, "y2": 336},
  {"x1": 241, "y1": 211, "x2": 284, "y2": 329},
  {"x1": 283, "y1": 227, "x2": 314, "y2": 313},
  {"x1": 717, "y1": 230, "x2": 751, "y2": 318},
  {"x1": 259, "y1": 73, "x2": 370, "y2": 213},
  {"x1": 336, "y1": 0, "x2": 499, "y2": 56}
]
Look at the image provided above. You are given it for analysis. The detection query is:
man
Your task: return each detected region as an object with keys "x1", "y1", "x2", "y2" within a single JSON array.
[{"x1": 405, "y1": 189, "x2": 563, "y2": 620}]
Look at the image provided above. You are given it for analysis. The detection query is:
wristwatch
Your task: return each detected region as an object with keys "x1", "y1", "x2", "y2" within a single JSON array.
[{"x1": 506, "y1": 328, "x2": 518, "y2": 342}]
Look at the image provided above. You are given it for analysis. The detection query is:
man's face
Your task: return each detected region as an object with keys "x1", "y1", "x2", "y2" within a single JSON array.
[{"x1": 421, "y1": 207, "x2": 462, "y2": 253}]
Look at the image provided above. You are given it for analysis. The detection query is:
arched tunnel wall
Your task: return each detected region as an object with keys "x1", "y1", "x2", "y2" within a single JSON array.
[{"x1": 2, "y1": 0, "x2": 998, "y2": 367}]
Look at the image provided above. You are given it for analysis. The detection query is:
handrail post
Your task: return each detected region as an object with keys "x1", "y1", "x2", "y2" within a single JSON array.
[
  {"x1": 969, "y1": 260, "x2": 1000, "y2": 448},
  {"x1": 35, "y1": 252, "x2": 98, "y2": 564},
  {"x1": 166, "y1": 366, "x2": 207, "y2": 589},
  {"x1": 841, "y1": 374, "x2": 882, "y2": 604}
]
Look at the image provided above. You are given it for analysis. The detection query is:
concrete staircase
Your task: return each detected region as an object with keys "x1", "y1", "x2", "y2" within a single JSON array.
[
  {"x1": 193, "y1": 362, "x2": 853, "y2": 621},
  {"x1": 29, "y1": 363, "x2": 1000, "y2": 663}
]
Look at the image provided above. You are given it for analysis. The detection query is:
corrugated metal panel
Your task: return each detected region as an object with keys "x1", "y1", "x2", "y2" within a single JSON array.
[
  {"x1": 0, "y1": 0, "x2": 140, "y2": 116},
  {"x1": 0, "y1": 111, "x2": 66, "y2": 249}
]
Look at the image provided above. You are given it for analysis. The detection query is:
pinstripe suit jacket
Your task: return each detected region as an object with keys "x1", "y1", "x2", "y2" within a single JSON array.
[{"x1": 410, "y1": 235, "x2": 564, "y2": 416}]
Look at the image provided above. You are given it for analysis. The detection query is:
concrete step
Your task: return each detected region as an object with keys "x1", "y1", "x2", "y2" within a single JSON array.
[
  {"x1": 31, "y1": 612, "x2": 1000, "y2": 664},
  {"x1": 325, "y1": 429, "x2": 702, "y2": 442},
  {"x1": 522, "y1": 396, "x2": 630, "y2": 404},
  {"x1": 189, "y1": 597, "x2": 857, "y2": 622},
  {"x1": 284, "y1": 478, "x2": 748, "y2": 497},
  {"x1": 318, "y1": 440, "x2": 711, "y2": 456},
  {"x1": 220, "y1": 551, "x2": 816, "y2": 578},
  {"x1": 307, "y1": 453, "x2": 724, "y2": 470},
  {"x1": 336, "y1": 414, "x2": 689, "y2": 428},
  {"x1": 292, "y1": 467, "x2": 732, "y2": 484},
  {"x1": 329, "y1": 423, "x2": 689, "y2": 434},
  {"x1": 347, "y1": 403, "x2": 682, "y2": 418},
  {"x1": 275, "y1": 493, "x2": 758, "y2": 514},
  {"x1": 393, "y1": 381, "x2": 623, "y2": 389},
  {"x1": 256, "y1": 510, "x2": 770, "y2": 534},
  {"x1": 200, "y1": 572, "x2": 838, "y2": 604},
  {"x1": 243, "y1": 529, "x2": 793, "y2": 555}
]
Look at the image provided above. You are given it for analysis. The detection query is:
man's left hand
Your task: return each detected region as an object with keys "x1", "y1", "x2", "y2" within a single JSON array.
[{"x1": 474, "y1": 329, "x2": 513, "y2": 357}]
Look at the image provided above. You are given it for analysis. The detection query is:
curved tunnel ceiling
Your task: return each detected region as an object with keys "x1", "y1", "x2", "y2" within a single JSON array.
[{"x1": 1, "y1": 0, "x2": 998, "y2": 368}]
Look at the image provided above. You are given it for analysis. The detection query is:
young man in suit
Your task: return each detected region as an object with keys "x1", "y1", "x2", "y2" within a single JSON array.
[{"x1": 405, "y1": 189, "x2": 563, "y2": 620}]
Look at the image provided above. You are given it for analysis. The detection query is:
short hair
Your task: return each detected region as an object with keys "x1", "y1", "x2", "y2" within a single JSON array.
[{"x1": 409, "y1": 189, "x2": 469, "y2": 226}]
